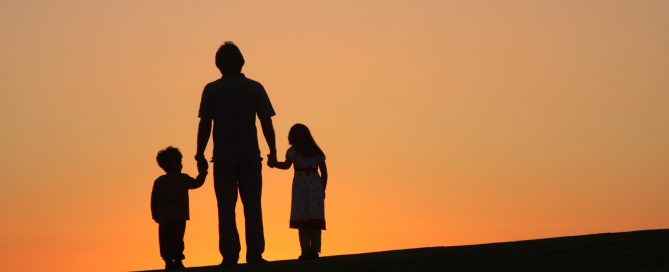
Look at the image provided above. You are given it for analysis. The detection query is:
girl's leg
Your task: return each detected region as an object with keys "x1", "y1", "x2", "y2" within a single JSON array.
[
  {"x1": 298, "y1": 229, "x2": 310, "y2": 256},
  {"x1": 310, "y1": 228, "x2": 322, "y2": 254}
]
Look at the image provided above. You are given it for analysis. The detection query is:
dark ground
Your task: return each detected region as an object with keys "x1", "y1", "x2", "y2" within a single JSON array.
[{"x1": 139, "y1": 229, "x2": 669, "y2": 272}]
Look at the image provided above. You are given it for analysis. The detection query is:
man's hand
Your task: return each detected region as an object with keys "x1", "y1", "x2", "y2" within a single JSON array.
[
  {"x1": 195, "y1": 153, "x2": 209, "y2": 172},
  {"x1": 197, "y1": 160, "x2": 209, "y2": 174},
  {"x1": 195, "y1": 153, "x2": 205, "y2": 161}
]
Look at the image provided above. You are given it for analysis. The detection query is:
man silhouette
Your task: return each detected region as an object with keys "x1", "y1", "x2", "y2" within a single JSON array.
[{"x1": 195, "y1": 41, "x2": 277, "y2": 265}]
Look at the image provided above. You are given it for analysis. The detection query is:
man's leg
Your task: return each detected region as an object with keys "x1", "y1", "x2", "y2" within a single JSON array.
[
  {"x1": 214, "y1": 161, "x2": 241, "y2": 264},
  {"x1": 238, "y1": 158, "x2": 265, "y2": 262}
]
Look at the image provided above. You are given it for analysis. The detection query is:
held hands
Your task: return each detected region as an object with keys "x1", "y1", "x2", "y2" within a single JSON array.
[
  {"x1": 195, "y1": 153, "x2": 209, "y2": 174},
  {"x1": 266, "y1": 153, "x2": 278, "y2": 168}
]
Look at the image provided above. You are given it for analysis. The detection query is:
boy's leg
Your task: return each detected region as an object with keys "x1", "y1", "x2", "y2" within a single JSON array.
[
  {"x1": 175, "y1": 221, "x2": 186, "y2": 261},
  {"x1": 160, "y1": 221, "x2": 186, "y2": 263},
  {"x1": 158, "y1": 223, "x2": 170, "y2": 262}
]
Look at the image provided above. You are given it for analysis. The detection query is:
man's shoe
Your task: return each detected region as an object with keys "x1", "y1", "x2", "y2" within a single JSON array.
[
  {"x1": 247, "y1": 257, "x2": 269, "y2": 264},
  {"x1": 219, "y1": 260, "x2": 238, "y2": 267},
  {"x1": 219, "y1": 255, "x2": 239, "y2": 267}
]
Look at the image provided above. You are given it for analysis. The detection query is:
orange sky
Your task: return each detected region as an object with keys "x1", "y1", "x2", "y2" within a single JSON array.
[{"x1": 1, "y1": 1, "x2": 668, "y2": 271}]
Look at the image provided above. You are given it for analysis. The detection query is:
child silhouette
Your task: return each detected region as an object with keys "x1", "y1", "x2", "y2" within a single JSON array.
[
  {"x1": 268, "y1": 124, "x2": 328, "y2": 260},
  {"x1": 151, "y1": 146, "x2": 208, "y2": 270}
]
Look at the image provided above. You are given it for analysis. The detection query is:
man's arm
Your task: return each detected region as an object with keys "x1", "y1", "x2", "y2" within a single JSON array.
[
  {"x1": 259, "y1": 116, "x2": 277, "y2": 163},
  {"x1": 196, "y1": 117, "x2": 212, "y2": 164}
]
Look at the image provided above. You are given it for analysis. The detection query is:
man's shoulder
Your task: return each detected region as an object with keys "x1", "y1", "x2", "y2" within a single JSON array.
[
  {"x1": 204, "y1": 78, "x2": 223, "y2": 90},
  {"x1": 242, "y1": 76, "x2": 264, "y2": 90},
  {"x1": 204, "y1": 76, "x2": 263, "y2": 90}
]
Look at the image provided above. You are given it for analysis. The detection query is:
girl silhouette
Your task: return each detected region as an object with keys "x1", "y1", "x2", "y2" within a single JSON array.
[{"x1": 269, "y1": 123, "x2": 328, "y2": 260}]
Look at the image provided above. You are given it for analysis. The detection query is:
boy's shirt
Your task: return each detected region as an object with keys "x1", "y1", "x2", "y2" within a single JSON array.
[{"x1": 151, "y1": 172, "x2": 205, "y2": 223}]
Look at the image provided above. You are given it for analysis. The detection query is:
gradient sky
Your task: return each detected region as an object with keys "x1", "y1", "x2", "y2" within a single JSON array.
[{"x1": 1, "y1": 1, "x2": 668, "y2": 271}]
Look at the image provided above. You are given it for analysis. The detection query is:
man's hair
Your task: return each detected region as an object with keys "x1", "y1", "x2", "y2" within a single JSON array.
[
  {"x1": 215, "y1": 41, "x2": 245, "y2": 73},
  {"x1": 156, "y1": 146, "x2": 182, "y2": 172}
]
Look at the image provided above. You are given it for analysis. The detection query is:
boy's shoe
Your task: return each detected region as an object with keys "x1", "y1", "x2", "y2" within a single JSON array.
[{"x1": 298, "y1": 254, "x2": 309, "y2": 261}]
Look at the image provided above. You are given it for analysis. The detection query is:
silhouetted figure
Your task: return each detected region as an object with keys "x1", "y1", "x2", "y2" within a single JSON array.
[
  {"x1": 151, "y1": 146, "x2": 207, "y2": 270},
  {"x1": 195, "y1": 42, "x2": 277, "y2": 265},
  {"x1": 268, "y1": 124, "x2": 328, "y2": 260}
]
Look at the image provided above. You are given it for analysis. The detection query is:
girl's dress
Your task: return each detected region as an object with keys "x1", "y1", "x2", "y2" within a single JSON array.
[{"x1": 287, "y1": 147, "x2": 326, "y2": 230}]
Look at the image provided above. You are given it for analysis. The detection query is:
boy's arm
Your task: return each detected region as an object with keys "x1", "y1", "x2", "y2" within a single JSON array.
[
  {"x1": 319, "y1": 160, "x2": 328, "y2": 191},
  {"x1": 187, "y1": 171, "x2": 207, "y2": 189}
]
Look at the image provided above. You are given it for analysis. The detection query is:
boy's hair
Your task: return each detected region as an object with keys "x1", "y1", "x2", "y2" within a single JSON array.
[
  {"x1": 215, "y1": 41, "x2": 245, "y2": 73},
  {"x1": 156, "y1": 146, "x2": 182, "y2": 172}
]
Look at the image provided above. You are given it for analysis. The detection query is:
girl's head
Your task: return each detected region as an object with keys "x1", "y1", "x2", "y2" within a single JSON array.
[{"x1": 288, "y1": 123, "x2": 325, "y2": 159}]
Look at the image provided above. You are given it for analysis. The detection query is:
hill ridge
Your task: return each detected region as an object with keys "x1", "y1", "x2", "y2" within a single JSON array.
[{"x1": 139, "y1": 229, "x2": 669, "y2": 272}]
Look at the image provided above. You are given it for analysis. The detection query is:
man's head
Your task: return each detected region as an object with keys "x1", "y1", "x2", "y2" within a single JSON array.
[
  {"x1": 215, "y1": 41, "x2": 245, "y2": 74},
  {"x1": 156, "y1": 146, "x2": 183, "y2": 173}
]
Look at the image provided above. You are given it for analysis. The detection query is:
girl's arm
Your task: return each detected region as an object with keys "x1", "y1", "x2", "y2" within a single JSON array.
[
  {"x1": 319, "y1": 160, "x2": 328, "y2": 191},
  {"x1": 272, "y1": 155, "x2": 294, "y2": 170}
]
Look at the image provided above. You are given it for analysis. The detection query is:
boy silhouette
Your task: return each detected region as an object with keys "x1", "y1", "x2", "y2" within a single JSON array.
[{"x1": 151, "y1": 146, "x2": 208, "y2": 270}]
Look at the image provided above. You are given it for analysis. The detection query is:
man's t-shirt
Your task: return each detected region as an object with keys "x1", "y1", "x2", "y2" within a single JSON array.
[{"x1": 198, "y1": 73, "x2": 275, "y2": 160}]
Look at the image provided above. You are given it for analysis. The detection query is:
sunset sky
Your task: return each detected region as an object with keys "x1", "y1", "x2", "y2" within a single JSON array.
[{"x1": 1, "y1": 1, "x2": 668, "y2": 271}]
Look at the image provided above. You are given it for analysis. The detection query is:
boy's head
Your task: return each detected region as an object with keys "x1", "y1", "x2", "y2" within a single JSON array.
[{"x1": 156, "y1": 146, "x2": 183, "y2": 173}]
